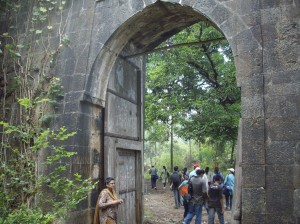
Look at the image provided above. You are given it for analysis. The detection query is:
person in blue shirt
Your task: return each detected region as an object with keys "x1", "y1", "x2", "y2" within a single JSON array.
[{"x1": 223, "y1": 168, "x2": 235, "y2": 210}]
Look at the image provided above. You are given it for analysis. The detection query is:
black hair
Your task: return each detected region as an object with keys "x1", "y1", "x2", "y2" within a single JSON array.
[
  {"x1": 174, "y1": 166, "x2": 178, "y2": 171},
  {"x1": 205, "y1": 167, "x2": 209, "y2": 174},
  {"x1": 105, "y1": 177, "x2": 115, "y2": 185},
  {"x1": 163, "y1": 165, "x2": 166, "y2": 170},
  {"x1": 214, "y1": 167, "x2": 219, "y2": 173},
  {"x1": 214, "y1": 174, "x2": 221, "y2": 182},
  {"x1": 196, "y1": 169, "x2": 205, "y2": 175}
]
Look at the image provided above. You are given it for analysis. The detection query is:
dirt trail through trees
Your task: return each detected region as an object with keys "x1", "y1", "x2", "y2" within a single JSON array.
[{"x1": 143, "y1": 179, "x2": 231, "y2": 224}]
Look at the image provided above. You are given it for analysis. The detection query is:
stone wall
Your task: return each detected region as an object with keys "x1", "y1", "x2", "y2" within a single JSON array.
[{"x1": 1, "y1": 0, "x2": 300, "y2": 223}]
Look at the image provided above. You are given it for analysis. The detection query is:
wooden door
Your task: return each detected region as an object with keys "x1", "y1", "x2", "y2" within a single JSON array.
[{"x1": 116, "y1": 149, "x2": 137, "y2": 224}]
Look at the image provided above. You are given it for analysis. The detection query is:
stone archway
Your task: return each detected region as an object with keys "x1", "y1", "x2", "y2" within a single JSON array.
[
  {"x1": 83, "y1": 1, "x2": 248, "y2": 223},
  {"x1": 2, "y1": 0, "x2": 299, "y2": 223},
  {"x1": 38, "y1": 0, "x2": 297, "y2": 223}
]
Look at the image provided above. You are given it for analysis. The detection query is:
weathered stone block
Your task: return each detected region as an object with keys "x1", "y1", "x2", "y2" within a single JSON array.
[
  {"x1": 234, "y1": 49, "x2": 263, "y2": 78},
  {"x1": 236, "y1": 27, "x2": 262, "y2": 53},
  {"x1": 237, "y1": 0, "x2": 260, "y2": 15},
  {"x1": 193, "y1": 0, "x2": 217, "y2": 13},
  {"x1": 242, "y1": 118, "x2": 265, "y2": 141},
  {"x1": 260, "y1": 0, "x2": 281, "y2": 9},
  {"x1": 294, "y1": 189, "x2": 300, "y2": 217},
  {"x1": 209, "y1": 4, "x2": 231, "y2": 25},
  {"x1": 266, "y1": 118, "x2": 300, "y2": 141},
  {"x1": 266, "y1": 165, "x2": 294, "y2": 189},
  {"x1": 297, "y1": 143, "x2": 300, "y2": 165},
  {"x1": 242, "y1": 140, "x2": 265, "y2": 164},
  {"x1": 266, "y1": 189, "x2": 293, "y2": 214},
  {"x1": 294, "y1": 166, "x2": 300, "y2": 188},
  {"x1": 242, "y1": 165, "x2": 265, "y2": 188},
  {"x1": 242, "y1": 188, "x2": 266, "y2": 213},
  {"x1": 242, "y1": 213, "x2": 266, "y2": 224},
  {"x1": 266, "y1": 214, "x2": 296, "y2": 224},
  {"x1": 240, "y1": 11, "x2": 261, "y2": 27},
  {"x1": 265, "y1": 95, "x2": 300, "y2": 117},
  {"x1": 241, "y1": 95, "x2": 264, "y2": 118},
  {"x1": 261, "y1": 8, "x2": 281, "y2": 25},
  {"x1": 266, "y1": 141, "x2": 295, "y2": 164},
  {"x1": 65, "y1": 91, "x2": 84, "y2": 103},
  {"x1": 71, "y1": 146, "x2": 90, "y2": 164},
  {"x1": 264, "y1": 70, "x2": 300, "y2": 96}
]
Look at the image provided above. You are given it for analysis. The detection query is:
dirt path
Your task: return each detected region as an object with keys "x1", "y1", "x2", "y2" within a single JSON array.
[{"x1": 143, "y1": 179, "x2": 231, "y2": 224}]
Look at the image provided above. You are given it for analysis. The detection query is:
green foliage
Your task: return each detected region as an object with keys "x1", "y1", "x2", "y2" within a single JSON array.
[
  {"x1": 145, "y1": 21, "x2": 240, "y2": 169},
  {"x1": 0, "y1": 99, "x2": 96, "y2": 223}
]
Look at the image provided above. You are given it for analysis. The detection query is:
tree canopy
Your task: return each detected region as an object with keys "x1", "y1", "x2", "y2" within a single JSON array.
[{"x1": 145, "y1": 21, "x2": 241, "y2": 167}]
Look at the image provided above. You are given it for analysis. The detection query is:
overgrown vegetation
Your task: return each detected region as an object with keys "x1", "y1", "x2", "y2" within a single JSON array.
[
  {"x1": 0, "y1": 1, "x2": 95, "y2": 223},
  {"x1": 0, "y1": 102, "x2": 96, "y2": 222}
]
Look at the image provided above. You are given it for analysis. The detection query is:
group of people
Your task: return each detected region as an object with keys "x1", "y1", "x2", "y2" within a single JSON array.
[
  {"x1": 92, "y1": 164, "x2": 235, "y2": 224},
  {"x1": 156, "y1": 164, "x2": 235, "y2": 224}
]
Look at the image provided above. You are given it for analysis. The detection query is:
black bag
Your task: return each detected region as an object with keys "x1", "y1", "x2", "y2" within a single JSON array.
[
  {"x1": 188, "y1": 179, "x2": 193, "y2": 196},
  {"x1": 171, "y1": 172, "x2": 181, "y2": 187},
  {"x1": 222, "y1": 185, "x2": 231, "y2": 196},
  {"x1": 183, "y1": 193, "x2": 191, "y2": 205}
]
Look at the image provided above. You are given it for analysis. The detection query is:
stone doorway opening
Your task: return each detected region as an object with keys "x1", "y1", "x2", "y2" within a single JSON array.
[{"x1": 87, "y1": 2, "x2": 240, "y2": 223}]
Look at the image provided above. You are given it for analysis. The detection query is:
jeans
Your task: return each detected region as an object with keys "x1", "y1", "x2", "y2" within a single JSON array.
[
  {"x1": 151, "y1": 175, "x2": 157, "y2": 188},
  {"x1": 208, "y1": 207, "x2": 224, "y2": 224},
  {"x1": 173, "y1": 188, "x2": 180, "y2": 208},
  {"x1": 225, "y1": 194, "x2": 233, "y2": 209},
  {"x1": 183, "y1": 202, "x2": 189, "y2": 218},
  {"x1": 184, "y1": 203, "x2": 203, "y2": 224}
]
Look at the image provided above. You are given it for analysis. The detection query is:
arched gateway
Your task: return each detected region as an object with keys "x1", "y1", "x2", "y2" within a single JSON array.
[{"x1": 6, "y1": 0, "x2": 299, "y2": 223}]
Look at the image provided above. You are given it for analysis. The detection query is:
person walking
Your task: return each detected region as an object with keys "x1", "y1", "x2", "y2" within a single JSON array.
[
  {"x1": 179, "y1": 175, "x2": 190, "y2": 219},
  {"x1": 160, "y1": 165, "x2": 169, "y2": 189},
  {"x1": 205, "y1": 167, "x2": 211, "y2": 186},
  {"x1": 189, "y1": 164, "x2": 209, "y2": 189},
  {"x1": 211, "y1": 167, "x2": 224, "y2": 184},
  {"x1": 94, "y1": 177, "x2": 124, "y2": 224},
  {"x1": 182, "y1": 167, "x2": 189, "y2": 180},
  {"x1": 184, "y1": 169, "x2": 208, "y2": 224},
  {"x1": 223, "y1": 168, "x2": 235, "y2": 210},
  {"x1": 170, "y1": 166, "x2": 182, "y2": 209},
  {"x1": 207, "y1": 174, "x2": 225, "y2": 224},
  {"x1": 189, "y1": 164, "x2": 200, "y2": 179},
  {"x1": 149, "y1": 165, "x2": 158, "y2": 189}
]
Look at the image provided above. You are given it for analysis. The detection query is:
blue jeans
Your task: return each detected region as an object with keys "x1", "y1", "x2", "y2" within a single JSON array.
[
  {"x1": 225, "y1": 194, "x2": 233, "y2": 209},
  {"x1": 184, "y1": 203, "x2": 203, "y2": 224},
  {"x1": 183, "y1": 202, "x2": 189, "y2": 218},
  {"x1": 208, "y1": 207, "x2": 224, "y2": 224},
  {"x1": 173, "y1": 188, "x2": 180, "y2": 208},
  {"x1": 151, "y1": 175, "x2": 157, "y2": 188}
]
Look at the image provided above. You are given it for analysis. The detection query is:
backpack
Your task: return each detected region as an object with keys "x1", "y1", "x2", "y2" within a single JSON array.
[
  {"x1": 171, "y1": 172, "x2": 181, "y2": 187},
  {"x1": 188, "y1": 178, "x2": 193, "y2": 196}
]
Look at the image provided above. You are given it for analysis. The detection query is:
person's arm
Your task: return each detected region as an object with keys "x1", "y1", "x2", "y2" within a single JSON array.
[
  {"x1": 99, "y1": 192, "x2": 123, "y2": 208},
  {"x1": 202, "y1": 181, "x2": 209, "y2": 199},
  {"x1": 178, "y1": 180, "x2": 187, "y2": 189},
  {"x1": 220, "y1": 192, "x2": 225, "y2": 214},
  {"x1": 224, "y1": 175, "x2": 228, "y2": 185}
]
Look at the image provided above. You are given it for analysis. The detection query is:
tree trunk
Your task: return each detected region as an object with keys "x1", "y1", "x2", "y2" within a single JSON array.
[{"x1": 170, "y1": 119, "x2": 174, "y2": 172}]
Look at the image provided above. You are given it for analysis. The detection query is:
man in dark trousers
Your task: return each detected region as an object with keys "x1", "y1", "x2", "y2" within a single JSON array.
[
  {"x1": 207, "y1": 174, "x2": 225, "y2": 224},
  {"x1": 149, "y1": 165, "x2": 158, "y2": 189},
  {"x1": 184, "y1": 169, "x2": 208, "y2": 224},
  {"x1": 170, "y1": 166, "x2": 182, "y2": 209}
]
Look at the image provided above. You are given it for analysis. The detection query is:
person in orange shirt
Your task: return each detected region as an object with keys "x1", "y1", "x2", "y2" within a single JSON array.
[{"x1": 179, "y1": 175, "x2": 190, "y2": 220}]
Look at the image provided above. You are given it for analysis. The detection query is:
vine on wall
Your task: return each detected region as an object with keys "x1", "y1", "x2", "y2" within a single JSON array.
[{"x1": 0, "y1": 1, "x2": 95, "y2": 223}]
